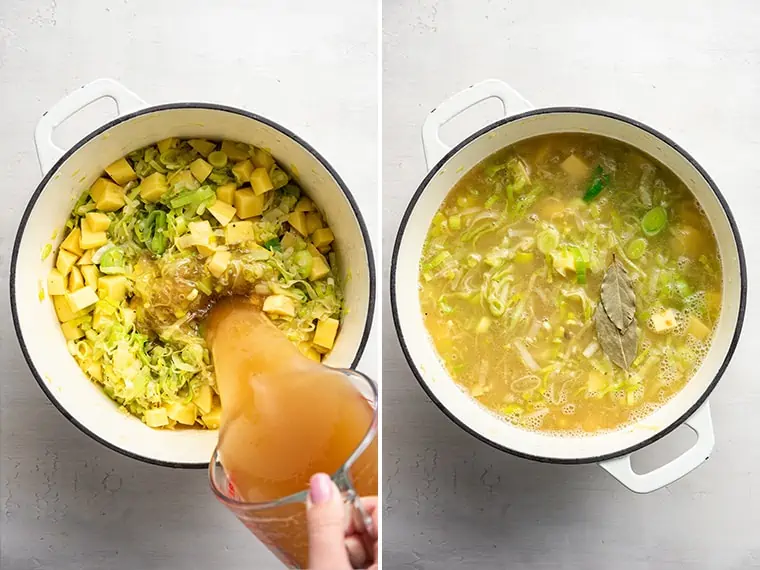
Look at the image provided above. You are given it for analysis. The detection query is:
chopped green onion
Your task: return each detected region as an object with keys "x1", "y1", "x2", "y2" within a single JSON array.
[
  {"x1": 625, "y1": 237, "x2": 647, "y2": 260},
  {"x1": 515, "y1": 252, "x2": 534, "y2": 264},
  {"x1": 263, "y1": 238, "x2": 282, "y2": 252},
  {"x1": 207, "y1": 151, "x2": 228, "y2": 168},
  {"x1": 424, "y1": 251, "x2": 451, "y2": 270},
  {"x1": 100, "y1": 247, "x2": 127, "y2": 274},
  {"x1": 41, "y1": 244, "x2": 52, "y2": 260},
  {"x1": 641, "y1": 206, "x2": 668, "y2": 236},
  {"x1": 582, "y1": 165, "x2": 610, "y2": 202},
  {"x1": 570, "y1": 246, "x2": 587, "y2": 284},
  {"x1": 537, "y1": 228, "x2": 560, "y2": 254},
  {"x1": 484, "y1": 194, "x2": 499, "y2": 209},
  {"x1": 448, "y1": 215, "x2": 461, "y2": 231},
  {"x1": 293, "y1": 249, "x2": 313, "y2": 278}
]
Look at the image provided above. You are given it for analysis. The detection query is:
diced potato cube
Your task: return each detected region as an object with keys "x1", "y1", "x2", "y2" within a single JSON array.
[
  {"x1": 105, "y1": 157, "x2": 137, "y2": 185},
  {"x1": 81, "y1": 265, "x2": 100, "y2": 289},
  {"x1": 47, "y1": 269, "x2": 67, "y2": 295},
  {"x1": 89, "y1": 177, "x2": 121, "y2": 202},
  {"x1": 60, "y1": 228, "x2": 84, "y2": 256},
  {"x1": 60, "y1": 320, "x2": 84, "y2": 341},
  {"x1": 56, "y1": 249, "x2": 79, "y2": 277},
  {"x1": 167, "y1": 401, "x2": 197, "y2": 426},
  {"x1": 52, "y1": 295, "x2": 83, "y2": 322},
  {"x1": 68, "y1": 266, "x2": 84, "y2": 292},
  {"x1": 551, "y1": 250, "x2": 576, "y2": 277},
  {"x1": 144, "y1": 407, "x2": 170, "y2": 428},
  {"x1": 96, "y1": 186, "x2": 126, "y2": 212},
  {"x1": 139, "y1": 172, "x2": 169, "y2": 203},
  {"x1": 98, "y1": 275, "x2": 128, "y2": 302},
  {"x1": 156, "y1": 137, "x2": 177, "y2": 154},
  {"x1": 250, "y1": 167, "x2": 274, "y2": 195},
  {"x1": 231, "y1": 159, "x2": 254, "y2": 184},
  {"x1": 312, "y1": 228, "x2": 334, "y2": 248},
  {"x1": 221, "y1": 140, "x2": 250, "y2": 161},
  {"x1": 651, "y1": 309, "x2": 678, "y2": 333},
  {"x1": 224, "y1": 221, "x2": 255, "y2": 245},
  {"x1": 263, "y1": 294, "x2": 296, "y2": 318},
  {"x1": 189, "y1": 220, "x2": 212, "y2": 242},
  {"x1": 234, "y1": 188, "x2": 265, "y2": 219},
  {"x1": 188, "y1": 139, "x2": 216, "y2": 157},
  {"x1": 313, "y1": 317, "x2": 340, "y2": 350},
  {"x1": 193, "y1": 385, "x2": 214, "y2": 415},
  {"x1": 66, "y1": 286, "x2": 99, "y2": 312},
  {"x1": 561, "y1": 154, "x2": 590, "y2": 178},
  {"x1": 252, "y1": 147, "x2": 275, "y2": 169},
  {"x1": 310, "y1": 255, "x2": 330, "y2": 280},
  {"x1": 295, "y1": 197, "x2": 314, "y2": 212},
  {"x1": 207, "y1": 250, "x2": 231, "y2": 278},
  {"x1": 281, "y1": 231, "x2": 298, "y2": 250},
  {"x1": 79, "y1": 220, "x2": 108, "y2": 250},
  {"x1": 687, "y1": 316, "x2": 711, "y2": 340},
  {"x1": 306, "y1": 212, "x2": 323, "y2": 235},
  {"x1": 201, "y1": 407, "x2": 222, "y2": 430},
  {"x1": 77, "y1": 249, "x2": 94, "y2": 265},
  {"x1": 216, "y1": 183, "x2": 237, "y2": 205},
  {"x1": 84, "y1": 361, "x2": 102, "y2": 381},
  {"x1": 167, "y1": 169, "x2": 197, "y2": 190},
  {"x1": 288, "y1": 211, "x2": 308, "y2": 236},
  {"x1": 85, "y1": 212, "x2": 111, "y2": 232},
  {"x1": 190, "y1": 158, "x2": 213, "y2": 182},
  {"x1": 207, "y1": 200, "x2": 237, "y2": 227},
  {"x1": 196, "y1": 241, "x2": 217, "y2": 257},
  {"x1": 298, "y1": 342, "x2": 322, "y2": 363}
]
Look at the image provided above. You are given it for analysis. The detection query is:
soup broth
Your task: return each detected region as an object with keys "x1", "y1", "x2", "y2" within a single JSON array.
[{"x1": 419, "y1": 134, "x2": 722, "y2": 434}]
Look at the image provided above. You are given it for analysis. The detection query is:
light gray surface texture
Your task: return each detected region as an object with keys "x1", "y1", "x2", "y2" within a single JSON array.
[
  {"x1": 383, "y1": 1, "x2": 759, "y2": 569},
  {"x1": 0, "y1": 1, "x2": 378, "y2": 569}
]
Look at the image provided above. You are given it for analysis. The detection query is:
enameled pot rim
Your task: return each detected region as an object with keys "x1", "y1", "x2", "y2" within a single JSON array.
[
  {"x1": 11, "y1": 102, "x2": 376, "y2": 469},
  {"x1": 391, "y1": 106, "x2": 747, "y2": 465}
]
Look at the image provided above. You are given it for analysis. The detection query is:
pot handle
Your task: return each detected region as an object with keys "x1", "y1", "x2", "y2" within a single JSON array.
[
  {"x1": 421, "y1": 79, "x2": 533, "y2": 170},
  {"x1": 599, "y1": 402, "x2": 715, "y2": 494},
  {"x1": 34, "y1": 78, "x2": 146, "y2": 174}
]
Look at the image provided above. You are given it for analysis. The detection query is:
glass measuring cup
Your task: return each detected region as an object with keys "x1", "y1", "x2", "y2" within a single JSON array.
[{"x1": 209, "y1": 368, "x2": 378, "y2": 569}]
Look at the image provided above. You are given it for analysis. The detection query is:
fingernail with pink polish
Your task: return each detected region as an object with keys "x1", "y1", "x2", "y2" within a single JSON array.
[{"x1": 309, "y1": 473, "x2": 333, "y2": 505}]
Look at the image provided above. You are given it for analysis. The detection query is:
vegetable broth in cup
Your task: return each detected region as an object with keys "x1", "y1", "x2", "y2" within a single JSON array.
[{"x1": 419, "y1": 133, "x2": 722, "y2": 434}]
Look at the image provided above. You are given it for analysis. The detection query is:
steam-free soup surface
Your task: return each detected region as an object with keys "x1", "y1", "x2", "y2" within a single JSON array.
[{"x1": 419, "y1": 134, "x2": 722, "y2": 434}]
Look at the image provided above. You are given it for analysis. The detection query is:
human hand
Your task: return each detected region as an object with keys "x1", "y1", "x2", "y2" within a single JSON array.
[{"x1": 306, "y1": 473, "x2": 378, "y2": 570}]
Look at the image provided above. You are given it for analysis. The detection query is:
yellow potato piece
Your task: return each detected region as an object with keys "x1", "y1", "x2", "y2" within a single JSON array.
[
  {"x1": 252, "y1": 147, "x2": 275, "y2": 169},
  {"x1": 139, "y1": 172, "x2": 169, "y2": 203},
  {"x1": 84, "y1": 361, "x2": 102, "y2": 381},
  {"x1": 221, "y1": 140, "x2": 250, "y2": 162},
  {"x1": 231, "y1": 159, "x2": 254, "y2": 184},
  {"x1": 144, "y1": 407, "x2": 170, "y2": 428},
  {"x1": 312, "y1": 228, "x2": 334, "y2": 249},
  {"x1": 216, "y1": 183, "x2": 237, "y2": 205},
  {"x1": 263, "y1": 294, "x2": 295, "y2": 318},
  {"x1": 80, "y1": 220, "x2": 108, "y2": 249},
  {"x1": 96, "y1": 186, "x2": 126, "y2": 212},
  {"x1": 157, "y1": 137, "x2": 177, "y2": 154},
  {"x1": 47, "y1": 269, "x2": 67, "y2": 296},
  {"x1": 288, "y1": 211, "x2": 308, "y2": 236},
  {"x1": 90, "y1": 177, "x2": 121, "y2": 202},
  {"x1": 105, "y1": 157, "x2": 137, "y2": 185},
  {"x1": 313, "y1": 317, "x2": 339, "y2": 350},
  {"x1": 66, "y1": 286, "x2": 99, "y2": 312},
  {"x1": 188, "y1": 139, "x2": 216, "y2": 157},
  {"x1": 68, "y1": 266, "x2": 84, "y2": 292},
  {"x1": 190, "y1": 158, "x2": 213, "y2": 183},
  {"x1": 224, "y1": 221, "x2": 255, "y2": 245},
  {"x1": 306, "y1": 212, "x2": 323, "y2": 235},
  {"x1": 201, "y1": 406, "x2": 222, "y2": 430},
  {"x1": 167, "y1": 401, "x2": 197, "y2": 426},
  {"x1": 687, "y1": 316, "x2": 711, "y2": 341},
  {"x1": 56, "y1": 249, "x2": 79, "y2": 277},
  {"x1": 561, "y1": 154, "x2": 590, "y2": 178},
  {"x1": 77, "y1": 249, "x2": 94, "y2": 265},
  {"x1": 207, "y1": 200, "x2": 237, "y2": 227},
  {"x1": 207, "y1": 250, "x2": 231, "y2": 278},
  {"x1": 97, "y1": 275, "x2": 128, "y2": 302},
  {"x1": 60, "y1": 228, "x2": 84, "y2": 256},
  {"x1": 310, "y1": 255, "x2": 330, "y2": 280},
  {"x1": 193, "y1": 385, "x2": 214, "y2": 415},
  {"x1": 85, "y1": 212, "x2": 111, "y2": 232},
  {"x1": 234, "y1": 188, "x2": 265, "y2": 219},
  {"x1": 250, "y1": 167, "x2": 274, "y2": 195},
  {"x1": 60, "y1": 320, "x2": 84, "y2": 341},
  {"x1": 81, "y1": 265, "x2": 100, "y2": 289},
  {"x1": 52, "y1": 295, "x2": 84, "y2": 322},
  {"x1": 295, "y1": 197, "x2": 314, "y2": 212}
]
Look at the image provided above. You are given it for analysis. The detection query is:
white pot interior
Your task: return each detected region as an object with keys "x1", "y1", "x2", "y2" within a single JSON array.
[
  {"x1": 394, "y1": 110, "x2": 743, "y2": 462},
  {"x1": 14, "y1": 106, "x2": 373, "y2": 466}
]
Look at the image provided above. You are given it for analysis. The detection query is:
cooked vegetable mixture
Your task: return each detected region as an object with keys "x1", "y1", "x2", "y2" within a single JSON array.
[
  {"x1": 419, "y1": 133, "x2": 722, "y2": 434},
  {"x1": 49, "y1": 138, "x2": 342, "y2": 429}
]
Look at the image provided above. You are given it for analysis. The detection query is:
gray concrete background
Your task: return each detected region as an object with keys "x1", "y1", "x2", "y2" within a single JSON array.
[
  {"x1": 383, "y1": 1, "x2": 760, "y2": 568},
  {"x1": 0, "y1": 1, "x2": 378, "y2": 569}
]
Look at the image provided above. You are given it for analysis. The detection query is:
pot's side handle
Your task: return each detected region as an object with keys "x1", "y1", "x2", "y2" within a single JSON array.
[
  {"x1": 421, "y1": 79, "x2": 533, "y2": 171},
  {"x1": 34, "y1": 78, "x2": 146, "y2": 174},
  {"x1": 600, "y1": 402, "x2": 715, "y2": 494}
]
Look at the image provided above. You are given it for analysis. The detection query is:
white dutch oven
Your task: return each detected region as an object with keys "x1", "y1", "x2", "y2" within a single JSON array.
[
  {"x1": 11, "y1": 78, "x2": 375, "y2": 468},
  {"x1": 391, "y1": 79, "x2": 746, "y2": 493}
]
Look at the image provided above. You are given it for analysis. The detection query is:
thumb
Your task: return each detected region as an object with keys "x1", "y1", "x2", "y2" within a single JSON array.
[{"x1": 306, "y1": 473, "x2": 350, "y2": 570}]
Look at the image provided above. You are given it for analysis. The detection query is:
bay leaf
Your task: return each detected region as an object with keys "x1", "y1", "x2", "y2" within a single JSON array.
[
  {"x1": 595, "y1": 306, "x2": 638, "y2": 370},
  {"x1": 601, "y1": 257, "x2": 636, "y2": 332}
]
